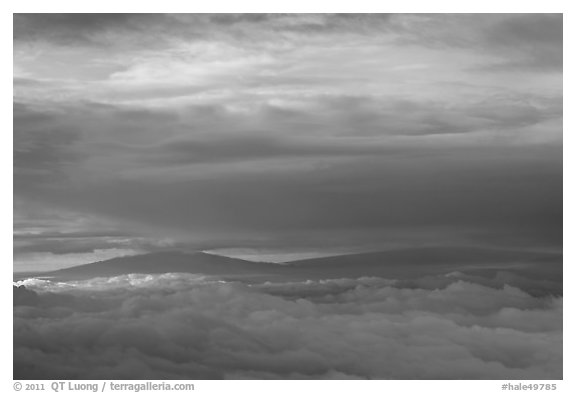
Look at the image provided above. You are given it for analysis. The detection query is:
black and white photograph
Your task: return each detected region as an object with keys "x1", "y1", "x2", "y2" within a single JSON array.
[{"x1": 12, "y1": 11, "x2": 563, "y2": 381}]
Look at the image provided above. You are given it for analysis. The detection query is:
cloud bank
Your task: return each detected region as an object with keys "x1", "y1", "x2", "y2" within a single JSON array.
[
  {"x1": 13, "y1": 14, "x2": 562, "y2": 271},
  {"x1": 14, "y1": 272, "x2": 562, "y2": 379}
]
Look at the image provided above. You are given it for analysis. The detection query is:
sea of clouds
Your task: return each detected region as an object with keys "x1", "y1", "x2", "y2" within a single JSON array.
[{"x1": 13, "y1": 272, "x2": 562, "y2": 379}]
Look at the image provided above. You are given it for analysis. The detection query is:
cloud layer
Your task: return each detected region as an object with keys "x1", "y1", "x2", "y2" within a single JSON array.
[
  {"x1": 14, "y1": 272, "x2": 562, "y2": 379},
  {"x1": 13, "y1": 14, "x2": 562, "y2": 270}
]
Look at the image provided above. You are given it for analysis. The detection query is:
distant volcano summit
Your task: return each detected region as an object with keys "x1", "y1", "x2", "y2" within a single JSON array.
[{"x1": 17, "y1": 247, "x2": 560, "y2": 295}]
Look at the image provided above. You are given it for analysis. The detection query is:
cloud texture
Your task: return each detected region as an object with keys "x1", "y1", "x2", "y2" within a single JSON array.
[
  {"x1": 13, "y1": 14, "x2": 562, "y2": 271},
  {"x1": 14, "y1": 272, "x2": 562, "y2": 379}
]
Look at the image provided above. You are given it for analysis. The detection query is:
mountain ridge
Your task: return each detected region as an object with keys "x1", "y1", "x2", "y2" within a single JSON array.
[{"x1": 15, "y1": 246, "x2": 562, "y2": 284}]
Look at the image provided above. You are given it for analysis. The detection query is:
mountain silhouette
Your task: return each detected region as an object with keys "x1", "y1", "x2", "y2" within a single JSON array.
[
  {"x1": 44, "y1": 251, "x2": 288, "y2": 280},
  {"x1": 285, "y1": 246, "x2": 561, "y2": 280},
  {"x1": 26, "y1": 246, "x2": 561, "y2": 286}
]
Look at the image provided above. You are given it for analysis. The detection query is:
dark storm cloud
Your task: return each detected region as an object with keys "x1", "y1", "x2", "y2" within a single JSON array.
[
  {"x1": 145, "y1": 133, "x2": 406, "y2": 165},
  {"x1": 14, "y1": 273, "x2": 562, "y2": 379},
  {"x1": 13, "y1": 93, "x2": 562, "y2": 254},
  {"x1": 13, "y1": 14, "x2": 563, "y2": 267},
  {"x1": 14, "y1": 230, "x2": 128, "y2": 240},
  {"x1": 19, "y1": 12, "x2": 560, "y2": 76},
  {"x1": 13, "y1": 231, "x2": 129, "y2": 255},
  {"x1": 13, "y1": 14, "x2": 171, "y2": 46},
  {"x1": 167, "y1": 94, "x2": 559, "y2": 140},
  {"x1": 13, "y1": 93, "x2": 560, "y2": 173},
  {"x1": 13, "y1": 13, "x2": 394, "y2": 48},
  {"x1": 398, "y1": 14, "x2": 563, "y2": 72},
  {"x1": 13, "y1": 229, "x2": 197, "y2": 258},
  {"x1": 13, "y1": 77, "x2": 51, "y2": 87},
  {"x1": 28, "y1": 13, "x2": 560, "y2": 52},
  {"x1": 18, "y1": 142, "x2": 562, "y2": 249},
  {"x1": 483, "y1": 14, "x2": 563, "y2": 71},
  {"x1": 13, "y1": 103, "x2": 82, "y2": 191},
  {"x1": 488, "y1": 14, "x2": 562, "y2": 46},
  {"x1": 312, "y1": 95, "x2": 560, "y2": 136}
]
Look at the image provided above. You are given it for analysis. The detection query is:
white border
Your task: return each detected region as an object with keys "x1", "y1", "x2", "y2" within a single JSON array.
[{"x1": 3, "y1": 3, "x2": 571, "y2": 392}]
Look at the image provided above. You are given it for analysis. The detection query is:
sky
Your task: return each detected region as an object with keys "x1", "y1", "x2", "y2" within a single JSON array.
[{"x1": 13, "y1": 14, "x2": 563, "y2": 271}]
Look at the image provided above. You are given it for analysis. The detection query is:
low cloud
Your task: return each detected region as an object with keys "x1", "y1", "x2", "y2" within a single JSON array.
[{"x1": 14, "y1": 272, "x2": 562, "y2": 379}]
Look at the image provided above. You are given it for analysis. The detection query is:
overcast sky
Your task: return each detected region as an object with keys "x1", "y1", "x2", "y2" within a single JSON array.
[{"x1": 13, "y1": 14, "x2": 562, "y2": 271}]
